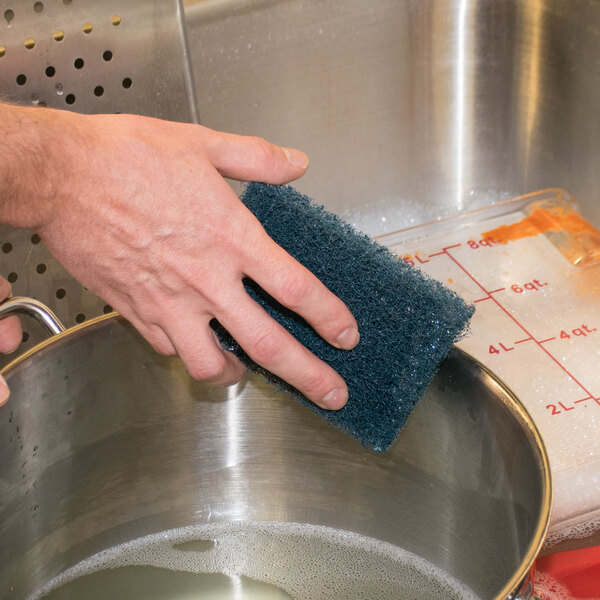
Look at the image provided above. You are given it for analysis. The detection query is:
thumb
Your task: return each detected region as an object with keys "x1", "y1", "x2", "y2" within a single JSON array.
[
  {"x1": 204, "y1": 129, "x2": 309, "y2": 185},
  {"x1": 0, "y1": 374, "x2": 9, "y2": 407}
]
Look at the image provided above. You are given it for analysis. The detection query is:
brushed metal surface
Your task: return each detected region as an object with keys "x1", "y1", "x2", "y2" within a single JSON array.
[
  {"x1": 0, "y1": 0, "x2": 197, "y2": 362},
  {"x1": 0, "y1": 316, "x2": 551, "y2": 600},
  {"x1": 186, "y1": 0, "x2": 600, "y2": 234}
]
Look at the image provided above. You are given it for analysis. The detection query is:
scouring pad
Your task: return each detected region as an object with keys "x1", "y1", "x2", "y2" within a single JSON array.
[{"x1": 212, "y1": 182, "x2": 474, "y2": 451}]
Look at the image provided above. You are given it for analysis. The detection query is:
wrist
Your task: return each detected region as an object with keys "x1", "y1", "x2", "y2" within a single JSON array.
[{"x1": 0, "y1": 103, "x2": 87, "y2": 230}]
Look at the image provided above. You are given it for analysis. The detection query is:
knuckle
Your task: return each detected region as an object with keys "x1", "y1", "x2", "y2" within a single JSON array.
[
  {"x1": 220, "y1": 365, "x2": 245, "y2": 387},
  {"x1": 279, "y1": 273, "x2": 312, "y2": 309},
  {"x1": 152, "y1": 339, "x2": 176, "y2": 356},
  {"x1": 250, "y1": 330, "x2": 284, "y2": 365},
  {"x1": 299, "y1": 368, "x2": 331, "y2": 397},
  {"x1": 143, "y1": 325, "x2": 176, "y2": 356},
  {"x1": 187, "y1": 354, "x2": 227, "y2": 383},
  {"x1": 251, "y1": 137, "x2": 278, "y2": 171}
]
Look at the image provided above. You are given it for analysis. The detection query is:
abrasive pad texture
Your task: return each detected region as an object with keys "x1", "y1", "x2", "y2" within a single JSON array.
[{"x1": 212, "y1": 183, "x2": 474, "y2": 451}]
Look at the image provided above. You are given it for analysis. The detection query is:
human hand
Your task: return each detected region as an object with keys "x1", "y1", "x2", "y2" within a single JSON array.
[
  {"x1": 25, "y1": 110, "x2": 358, "y2": 409},
  {"x1": 0, "y1": 275, "x2": 23, "y2": 406}
]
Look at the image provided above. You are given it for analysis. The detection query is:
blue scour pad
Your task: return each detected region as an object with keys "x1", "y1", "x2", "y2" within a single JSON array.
[{"x1": 212, "y1": 183, "x2": 474, "y2": 451}]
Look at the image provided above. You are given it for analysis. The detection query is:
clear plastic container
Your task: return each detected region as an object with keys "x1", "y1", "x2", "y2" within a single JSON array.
[{"x1": 378, "y1": 188, "x2": 600, "y2": 545}]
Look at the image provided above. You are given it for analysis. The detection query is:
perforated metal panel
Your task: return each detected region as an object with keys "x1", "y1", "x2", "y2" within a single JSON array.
[{"x1": 0, "y1": 0, "x2": 197, "y2": 363}]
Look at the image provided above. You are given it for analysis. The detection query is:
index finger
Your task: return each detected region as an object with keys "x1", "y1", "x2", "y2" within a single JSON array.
[{"x1": 0, "y1": 277, "x2": 22, "y2": 354}]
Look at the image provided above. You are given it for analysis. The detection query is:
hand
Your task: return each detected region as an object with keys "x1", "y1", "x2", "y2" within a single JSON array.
[
  {"x1": 30, "y1": 111, "x2": 358, "y2": 409},
  {"x1": 0, "y1": 275, "x2": 22, "y2": 406}
]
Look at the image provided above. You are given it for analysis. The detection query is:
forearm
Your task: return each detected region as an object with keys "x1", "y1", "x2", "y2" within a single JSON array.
[{"x1": 0, "y1": 102, "x2": 80, "y2": 230}]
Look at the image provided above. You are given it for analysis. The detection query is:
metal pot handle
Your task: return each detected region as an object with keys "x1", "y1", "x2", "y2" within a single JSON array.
[
  {"x1": 511, "y1": 578, "x2": 543, "y2": 600},
  {"x1": 0, "y1": 297, "x2": 66, "y2": 336}
]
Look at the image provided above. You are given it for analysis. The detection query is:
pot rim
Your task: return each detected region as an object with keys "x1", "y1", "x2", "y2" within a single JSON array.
[{"x1": 1, "y1": 312, "x2": 553, "y2": 600}]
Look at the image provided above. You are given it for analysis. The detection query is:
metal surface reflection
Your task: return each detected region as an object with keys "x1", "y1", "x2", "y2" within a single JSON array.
[
  {"x1": 185, "y1": 0, "x2": 600, "y2": 235},
  {"x1": 0, "y1": 315, "x2": 550, "y2": 600}
]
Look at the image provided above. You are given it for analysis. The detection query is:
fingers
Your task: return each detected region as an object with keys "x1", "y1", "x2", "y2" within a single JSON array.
[
  {"x1": 119, "y1": 303, "x2": 245, "y2": 387},
  {"x1": 0, "y1": 273, "x2": 15, "y2": 406},
  {"x1": 173, "y1": 323, "x2": 246, "y2": 387},
  {"x1": 203, "y1": 130, "x2": 309, "y2": 185},
  {"x1": 0, "y1": 374, "x2": 9, "y2": 406},
  {"x1": 157, "y1": 316, "x2": 246, "y2": 387},
  {"x1": 0, "y1": 315, "x2": 22, "y2": 354},
  {"x1": 0, "y1": 276, "x2": 22, "y2": 354},
  {"x1": 215, "y1": 288, "x2": 349, "y2": 410},
  {"x1": 244, "y1": 234, "x2": 359, "y2": 352}
]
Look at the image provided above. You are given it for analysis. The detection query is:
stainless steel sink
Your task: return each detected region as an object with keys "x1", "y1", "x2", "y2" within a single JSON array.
[
  {"x1": 2, "y1": 0, "x2": 597, "y2": 357},
  {"x1": 185, "y1": 0, "x2": 600, "y2": 236}
]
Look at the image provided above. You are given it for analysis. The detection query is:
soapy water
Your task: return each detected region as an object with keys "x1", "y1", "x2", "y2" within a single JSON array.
[
  {"x1": 534, "y1": 571, "x2": 596, "y2": 600},
  {"x1": 544, "y1": 507, "x2": 600, "y2": 549},
  {"x1": 32, "y1": 521, "x2": 481, "y2": 600},
  {"x1": 339, "y1": 187, "x2": 516, "y2": 237}
]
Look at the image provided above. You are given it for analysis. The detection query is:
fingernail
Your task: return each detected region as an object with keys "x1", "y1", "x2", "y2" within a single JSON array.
[
  {"x1": 0, "y1": 374, "x2": 9, "y2": 406},
  {"x1": 282, "y1": 147, "x2": 309, "y2": 169},
  {"x1": 320, "y1": 387, "x2": 348, "y2": 410},
  {"x1": 334, "y1": 327, "x2": 360, "y2": 350}
]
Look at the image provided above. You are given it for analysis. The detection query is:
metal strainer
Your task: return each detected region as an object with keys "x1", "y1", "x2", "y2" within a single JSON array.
[{"x1": 0, "y1": 0, "x2": 197, "y2": 362}]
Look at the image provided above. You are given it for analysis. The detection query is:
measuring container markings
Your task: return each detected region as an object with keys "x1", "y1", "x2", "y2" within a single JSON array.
[
  {"x1": 386, "y1": 209, "x2": 600, "y2": 464},
  {"x1": 383, "y1": 194, "x2": 600, "y2": 532}
]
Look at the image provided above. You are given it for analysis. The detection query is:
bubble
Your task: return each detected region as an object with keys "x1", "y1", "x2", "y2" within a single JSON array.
[
  {"x1": 544, "y1": 513, "x2": 600, "y2": 548},
  {"x1": 31, "y1": 522, "x2": 481, "y2": 600},
  {"x1": 534, "y1": 571, "x2": 576, "y2": 600}
]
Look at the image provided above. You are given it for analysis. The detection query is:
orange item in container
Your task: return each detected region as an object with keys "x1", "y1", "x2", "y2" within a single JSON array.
[{"x1": 483, "y1": 197, "x2": 600, "y2": 267}]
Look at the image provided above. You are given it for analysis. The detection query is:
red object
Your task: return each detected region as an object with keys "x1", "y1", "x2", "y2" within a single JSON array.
[{"x1": 535, "y1": 546, "x2": 600, "y2": 599}]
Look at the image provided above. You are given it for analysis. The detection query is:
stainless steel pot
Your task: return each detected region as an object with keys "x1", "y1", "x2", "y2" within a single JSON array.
[{"x1": 0, "y1": 301, "x2": 551, "y2": 600}]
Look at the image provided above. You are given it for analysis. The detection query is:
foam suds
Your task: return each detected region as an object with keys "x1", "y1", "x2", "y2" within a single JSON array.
[
  {"x1": 544, "y1": 512, "x2": 600, "y2": 548},
  {"x1": 31, "y1": 522, "x2": 481, "y2": 600},
  {"x1": 534, "y1": 571, "x2": 573, "y2": 600},
  {"x1": 533, "y1": 570, "x2": 600, "y2": 600},
  {"x1": 544, "y1": 464, "x2": 600, "y2": 547}
]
